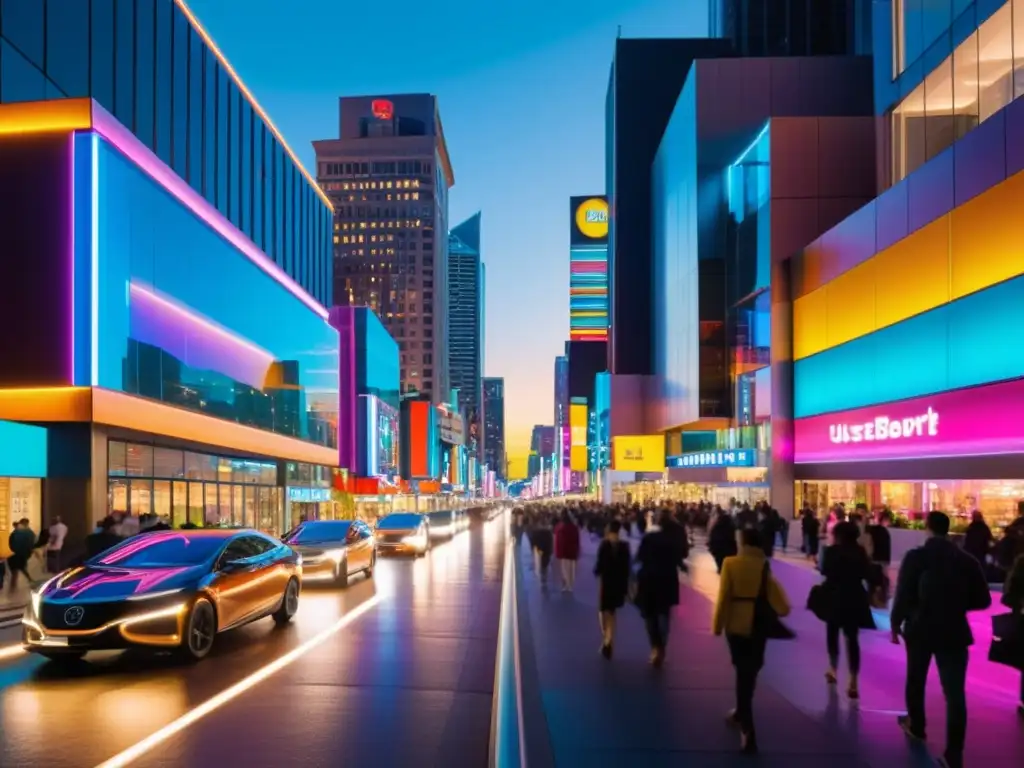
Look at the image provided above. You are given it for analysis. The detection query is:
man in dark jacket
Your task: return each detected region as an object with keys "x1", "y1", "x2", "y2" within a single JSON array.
[
  {"x1": 998, "y1": 501, "x2": 1024, "y2": 570},
  {"x1": 891, "y1": 512, "x2": 991, "y2": 768}
]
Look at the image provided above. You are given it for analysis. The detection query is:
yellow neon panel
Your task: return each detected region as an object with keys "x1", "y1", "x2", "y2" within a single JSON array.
[
  {"x1": 0, "y1": 98, "x2": 93, "y2": 136},
  {"x1": 825, "y1": 259, "x2": 876, "y2": 349},
  {"x1": 792, "y1": 286, "x2": 829, "y2": 360},
  {"x1": 874, "y1": 216, "x2": 950, "y2": 329},
  {"x1": 950, "y1": 170, "x2": 1024, "y2": 300},
  {"x1": 612, "y1": 436, "x2": 665, "y2": 472},
  {"x1": 570, "y1": 446, "x2": 588, "y2": 472},
  {"x1": 0, "y1": 387, "x2": 93, "y2": 422}
]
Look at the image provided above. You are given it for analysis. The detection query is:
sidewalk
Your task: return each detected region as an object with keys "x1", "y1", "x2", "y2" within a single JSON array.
[{"x1": 514, "y1": 534, "x2": 1024, "y2": 767}]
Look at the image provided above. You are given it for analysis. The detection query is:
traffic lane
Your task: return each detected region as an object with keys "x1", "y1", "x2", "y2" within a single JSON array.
[
  {"x1": 0, "y1": 567, "x2": 382, "y2": 768},
  {"x1": 133, "y1": 520, "x2": 506, "y2": 767}
]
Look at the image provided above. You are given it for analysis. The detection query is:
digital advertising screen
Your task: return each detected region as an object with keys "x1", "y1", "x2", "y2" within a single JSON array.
[
  {"x1": 570, "y1": 401, "x2": 588, "y2": 472},
  {"x1": 612, "y1": 435, "x2": 666, "y2": 472}
]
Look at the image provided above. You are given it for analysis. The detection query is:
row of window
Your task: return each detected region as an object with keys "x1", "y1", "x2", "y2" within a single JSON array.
[
  {"x1": 0, "y1": 0, "x2": 332, "y2": 307},
  {"x1": 892, "y1": 0, "x2": 1024, "y2": 182},
  {"x1": 325, "y1": 189, "x2": 421, "y2": 202},
  {"x1": 320, "y1": 160, "x2": 432, "y2": 177}
]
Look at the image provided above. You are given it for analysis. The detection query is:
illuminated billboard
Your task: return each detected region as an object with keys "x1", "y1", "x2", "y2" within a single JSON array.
[
  {"x1": 358, "y1": 395, "x2": 399, "y2": 477},
  {"x1": 570, "y1": 196, "x2": 608, "y2": 342},
  {"x1": 570, "y1": 402, "x2": 588, "y2": 471},
  {"x1": 612, "y1": 436, "x2": 666, "y2": 472},
  {"x1": 402, "y1": 400, "x2": 439, "y2": 480}
]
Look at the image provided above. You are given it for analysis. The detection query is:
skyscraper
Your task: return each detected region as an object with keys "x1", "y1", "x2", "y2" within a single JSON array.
[
  {"x1": 709, "y1": 0, "x2": 872, "y2": 57},
  {"x1": 482, "y1": 377, "x2": 506, "y2": 480},
  {"x1": 314, "y1": 94, "x2": 455, "y2": 403},
  {"x1": 448, "y1": 213, "x2": 484, "y2": 457},
  {"x1": 528, "y1": 425, "x2": 556, "y2": 479}
]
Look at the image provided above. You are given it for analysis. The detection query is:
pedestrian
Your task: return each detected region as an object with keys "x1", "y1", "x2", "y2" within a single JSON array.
[
  {"x1": 594, "y1": 519, "x2": 631, "y2": 659},
  {"x1": 554, "y1": 510, "x2": 580, "y2": 592},
  {"x1": 46, "y1": 515, "x2": 68, "y2": 573},
  {"x1": 817, "y1": 521, "x2": 875, "y2": 699},
  {"x1": 1001, "y1": 552, "x2": 1024, "y2": 717},
  {"x1": 635, "y1": 510, "x2": 682, "y2": 667},
  {"x1": 84, "y1": 517, "x2": 123, "y2": 560},
  {"x1": 531, "y1": 516, "x2": 554, "y2": 587},
  {"x1": 801, "y1": 507, "x2": 821, "y2": 562},
  {"x1": 891, "y1": 511, "x2": 991, "y2": 768},
  {"x1": 708, "y1": 508, "x2": 738, "y2": 573},
  {"x1": 6, "y1": 518, "x2": 36, "y2": 591},
  {"x1": 712, "y1": 527, "x2": 792, "y2": 754}
]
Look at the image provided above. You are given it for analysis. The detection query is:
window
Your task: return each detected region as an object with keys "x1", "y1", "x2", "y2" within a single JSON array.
[
  {"x1": 890, "y1": 2, "x2": 1017, "y2": 183},
  {"x1": 171, "y1": 3, "x2": 189, "y2": 179},
  {"x1": 154, "y1": 0, "x2": 174, "y2": 164},
  {"x1": 188, "y1": 28, "x2": 205, "y2": 194},
  {"x1": 90, "y1": 0, "x2": 116, "y2": 109},
  {"x1": 135, "y1": 0, "x2": 156, "y2": 149},
  {"x1": 0, "y1": 40, "x2": 45, "y2": 103},
  {"x1": 2, "y1": 0, "x2": 44, "y2": 68}
]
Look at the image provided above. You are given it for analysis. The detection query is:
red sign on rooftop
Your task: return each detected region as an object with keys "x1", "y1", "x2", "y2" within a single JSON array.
[{"x1": 371, "y1": 99, "x2": 394, "y2": 120}]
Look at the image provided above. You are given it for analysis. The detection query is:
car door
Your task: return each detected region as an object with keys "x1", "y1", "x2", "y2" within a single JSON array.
[
  {"x1": 244, "y1": 535, "x2": 287, "y2": 615},
  {"x1": 211, "y1": 538, "x2": 258, "y2": 629},
  {"x1": 356, "y1": 522, "x2": 374, "y2": 569},
  {"x1": 345, "y1": 523, "x2": 367, "y2": 572}
]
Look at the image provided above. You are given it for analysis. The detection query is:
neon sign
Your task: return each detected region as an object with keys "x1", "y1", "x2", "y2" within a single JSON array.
[
  {"x1": 371, "y1": 99, "x2": 394, "y2": 120},
  {"x1": 829, "y1": 408, "x2": 938, "y2": 444}
]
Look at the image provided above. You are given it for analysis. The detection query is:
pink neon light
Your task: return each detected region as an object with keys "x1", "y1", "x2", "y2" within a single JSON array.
[
  {"x1": 68, "y1": 132, "x2": 75, "y2": 383},
  {"x1": 129, "y1": 283, "x2": 275, "y2": 362},
  {"x1": 90, "y1": 104, "x2": 328, "y2": 320},
  {"x1": 793, "y1": 378, "x2": 1024, "y2": 463}
]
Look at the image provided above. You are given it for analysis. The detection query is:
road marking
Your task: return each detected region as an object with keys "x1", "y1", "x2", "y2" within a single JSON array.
[{"x1": 94, "y1": 593, "x2": 382, "y2": 768}]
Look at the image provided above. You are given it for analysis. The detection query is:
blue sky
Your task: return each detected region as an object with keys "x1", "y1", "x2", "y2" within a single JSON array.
[{"x1": 188, "y1": 0, "x2": 707, "y2": 477}]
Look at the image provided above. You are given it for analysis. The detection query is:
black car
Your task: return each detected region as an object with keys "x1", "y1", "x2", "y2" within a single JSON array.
[{"x1": 22, "y1": 529, "x2": 301, "y2": 663}]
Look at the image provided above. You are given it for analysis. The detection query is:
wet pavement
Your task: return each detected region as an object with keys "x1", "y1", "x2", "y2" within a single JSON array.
[
  {"x1": 0, "y1": 519, "x2": 506, "y2": 767},
  {"x1": 516, "y1": 532, "x2": 1024, "y2": 767}
]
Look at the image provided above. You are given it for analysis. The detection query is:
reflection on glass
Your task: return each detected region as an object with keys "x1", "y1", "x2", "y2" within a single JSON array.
[
  {"x1": 153, "y1": 479, "x2": 171, "y2": 520},
  {"x1": 204, "y1": 483, "x2": 218, "y2": 526},
  {"x1": 109, "y1": 480, "x2": 129, "y2": 516},
  {"x1": 188, "y1": 481, "x2": 204, "y2": 525},
  {"x1": 172, "y1": 481, "x2": 188, "y2": 527},
  {"x1": 130, "y1": 479, "x2": 153, "y2": 518}
]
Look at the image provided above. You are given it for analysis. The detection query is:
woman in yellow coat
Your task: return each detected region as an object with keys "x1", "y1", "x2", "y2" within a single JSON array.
[{"x1": 712, "y1": 527, "x2": 792, "y2": 754}]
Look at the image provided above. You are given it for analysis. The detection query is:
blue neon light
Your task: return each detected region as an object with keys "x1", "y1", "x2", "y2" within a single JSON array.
[
  {"x1": 0, "y1": 421, "x2": 47, "y2": 478},
  {"x1": 668, "y1": 449, "x2": 756, "y2": 469}
]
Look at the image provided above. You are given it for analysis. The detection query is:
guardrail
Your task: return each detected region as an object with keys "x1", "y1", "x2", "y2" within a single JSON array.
[{"x1": 489, "y1": 536, "x2": 526, "y2": 768}]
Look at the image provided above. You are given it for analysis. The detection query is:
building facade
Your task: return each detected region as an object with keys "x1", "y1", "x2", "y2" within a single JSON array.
[
  {"x1": 0, "y1": 0, "x2": 333, "y2": 307},
  {"x1": 709, "y1": 0, "x2": 872, "y2": 57},
  {"x1": 314, "y1": 94, "x2": 454, "y2": 403},
  {"x1": 482, "y1": 377, "x2": 506, "y2": 480},
  {"x1": 789, "y1": 0, "x2": 1024, "y2": 529},
  {"x1": 448, "y1": 212, "x2": 484, "y2": 457},
  {"x1": 605, "y1": 38, "x2": 734, "y2": 376}
]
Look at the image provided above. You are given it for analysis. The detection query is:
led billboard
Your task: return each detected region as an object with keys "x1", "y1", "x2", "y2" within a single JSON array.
[
  {"x1": 612, "y1": 436, "x2": 666, "y2": 472},
  {"x1": 569, "y1": 196, "x2": 609, "y2": 342},
  {"x1": 570, "y1": 401, "x2": 588, "y2": 471}
]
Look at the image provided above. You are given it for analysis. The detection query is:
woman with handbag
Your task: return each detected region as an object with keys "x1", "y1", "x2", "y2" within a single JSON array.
[
  {"x1": 817, "y1": 521, "x2": 875, "y2": 699},
  {"x1": 1003, "y1": 553, "x2": 1024, "y2": 717},
  {"x1": 712, "y1": 527, "x2": 792, "y2": 754}
]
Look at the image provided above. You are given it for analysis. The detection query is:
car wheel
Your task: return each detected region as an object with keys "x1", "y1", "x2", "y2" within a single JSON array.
[
  {"x1": 273, "y1": 578, "x2": 300, "y2": 625},
  {"x1": 334, "y1": 558, "x2": 349, "y2": 588},
  {"x1": 179, "y1": 598, "x2": 217, "y2": 661},
  {"x1": 364, "y1": 553, "x2": 375, "y2": 578}
]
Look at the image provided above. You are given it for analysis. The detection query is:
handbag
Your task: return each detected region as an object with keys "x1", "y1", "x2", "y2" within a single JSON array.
[
  {"x1": 754, "y1": 562, "x2": 795, "y2": 640},
  {"x1": 989, "y1": 611, "x2": 1024, "y2": 671},
  {"x1": 806, "y1": 583, "x2": 829, "y2": 622}
]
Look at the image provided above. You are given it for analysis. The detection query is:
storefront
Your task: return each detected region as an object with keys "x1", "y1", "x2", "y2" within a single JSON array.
[
  {"x1": 107, "y1": 440, "x2": 284, "y2": 536},
  {"x1": 284, "y1": 462, "x2": 338, "y2": 529},
  {"x1": 660, "y1": 449, "x2": 770, "y2": 507},
  {"x1": 0, "y1": 420, "x2": 47, "y2": 542},
  {"x1": 793, "y1": 377, "x2": 1024, "y2": 530}
]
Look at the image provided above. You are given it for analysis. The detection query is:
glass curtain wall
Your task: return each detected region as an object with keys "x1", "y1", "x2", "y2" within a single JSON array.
[
  {"x1": 107, "y1": 440, "x2": 283, "y2": 535},
  {"x1": 892, "y1": 1, "x2": 1024, "y2": 182},
  {"x1": 0, "y1": 0, "x2": 332, "y2": 307}
]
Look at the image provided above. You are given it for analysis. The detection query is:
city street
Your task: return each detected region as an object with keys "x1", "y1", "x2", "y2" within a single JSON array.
[{"x1": 0, "y1": 520, "x2": 505, "y2": 768}]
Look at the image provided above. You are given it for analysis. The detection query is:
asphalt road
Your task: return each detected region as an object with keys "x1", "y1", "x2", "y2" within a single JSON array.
[{"x1": 0, "y1": 518, "x2": 506, "y2": 767}]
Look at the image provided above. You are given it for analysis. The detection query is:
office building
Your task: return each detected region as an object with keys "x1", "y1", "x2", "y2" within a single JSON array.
[
  {"x1": 482, "y1": 377, "x2": 506, "y2": 479},
  {"x1": 448, "y1": 212, "x2": 484, "y2": 457},
  {"x1": 0, "y1": 1, "x2": 338, "y2": 543},
  {"x1": 790, "y1": 0, "x2": 1024, "y2": 529},
  {"x1": 314, "y1": 94, "x2": 455, "y2": 403},
  {"x1": 569, "y1": 196, "x2": 609, "y2": 341},
  {"x1": 709, "y1": 0, "x2": 872, "y2": 57},
  {"x1": 527, "y1": 425, "x2": 556, "y2": 480},
  {"x1": 605, "y1": 38, "x2": 733, "y2": 376}
]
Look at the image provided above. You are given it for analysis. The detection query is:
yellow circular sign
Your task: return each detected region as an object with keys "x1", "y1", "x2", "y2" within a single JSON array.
[{"x1": 575, "y1": 198, "x2": 609, "y2": 239}]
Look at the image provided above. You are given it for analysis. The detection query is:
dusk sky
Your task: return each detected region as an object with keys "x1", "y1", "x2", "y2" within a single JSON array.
[{"x1": 189, "y1": 0, "x2": 707, "y2": 479}]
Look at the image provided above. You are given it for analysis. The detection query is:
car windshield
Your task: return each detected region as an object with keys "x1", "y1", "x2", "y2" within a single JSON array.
[
  {"x1": 283, "y1": 521, "x2": 352, "y2": 545},
  {"x1": 428, "y1": 511, "x2": 453, "y2": 524},
  {"x1": 90, "y1": 533, "x2": 226, "y2": 568},
  {"x1": 377, "y1": 514, "x2": 422, "y2": 530}
]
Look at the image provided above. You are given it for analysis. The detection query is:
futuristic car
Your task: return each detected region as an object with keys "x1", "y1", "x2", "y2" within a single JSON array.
[
  {"x1": 22, "y1": 529, "x2": 301, "y2": 663},
  {"x1": 374, "y1": 512, "x2": 430, "y2": 556},
  {"x1": 282, "y1": 520, "x2": 375, "y2": 587}
]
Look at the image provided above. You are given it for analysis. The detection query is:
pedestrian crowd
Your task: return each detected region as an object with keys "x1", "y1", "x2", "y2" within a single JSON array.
[{"x1": 509, "y1": 497, "x2": 1024, "y2": 767}]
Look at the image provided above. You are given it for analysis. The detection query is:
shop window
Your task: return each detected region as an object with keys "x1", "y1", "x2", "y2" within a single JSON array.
[
  {"x1": 153, "y1": 447, "x2": 185, "y2": 478},
  {"x1": 108, "y1": 441, "x2": 128, "y2": 476},
  {"x1": 126, "y1": 444, "x2": 154, "y2": 477}
]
